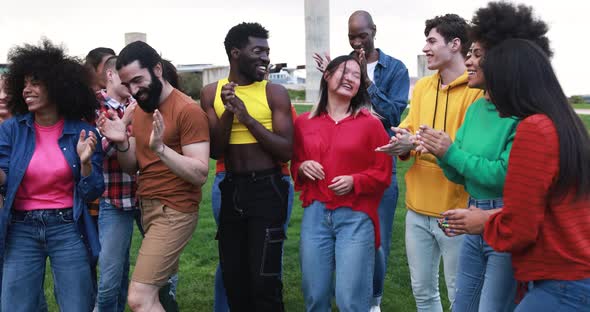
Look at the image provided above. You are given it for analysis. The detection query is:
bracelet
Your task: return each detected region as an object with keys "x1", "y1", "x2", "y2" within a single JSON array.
[{"x1": 115, "y1": 138, "x2": 130, "y2": 152}]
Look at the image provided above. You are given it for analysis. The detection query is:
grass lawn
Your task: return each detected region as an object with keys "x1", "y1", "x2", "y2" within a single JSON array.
[
  {"x1": 43, "y1": 106, "x2": 588, "y2": 311},
  {"x1": 572, "y1": 102, "x2": 590, "y2": 110}
]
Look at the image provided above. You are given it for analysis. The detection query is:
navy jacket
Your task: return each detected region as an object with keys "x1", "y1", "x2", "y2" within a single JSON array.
[{"x1": 0, "y1": 113, "x2": 104, "y2": 261}]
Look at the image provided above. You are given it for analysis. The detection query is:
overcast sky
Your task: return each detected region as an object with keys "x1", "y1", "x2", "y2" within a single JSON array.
[{"x1": 1, "y1": 0, "x2": 588, "y2": 95}]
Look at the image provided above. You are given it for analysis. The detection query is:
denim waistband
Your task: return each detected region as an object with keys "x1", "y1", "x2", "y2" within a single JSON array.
[
  {"x1": 468, "y1": 197, "x2": 503, "y2": 210},
  {"x1": 226, "y1": 167, "x2": 282, "y2": 181},
  {"x1": 12, "y1": 208, "x2": 73, "y2": 216}
]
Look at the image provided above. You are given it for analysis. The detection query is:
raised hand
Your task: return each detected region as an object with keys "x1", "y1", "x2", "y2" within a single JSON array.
[
  {"x1": 417, "y1": 125, "x2": 452, "y2": 158},
  {"x1": 440, "y1": 206, "x2": 489, "y2": 236},
  {"x1": 313, "y1": 52, "x2": 332, "y2": 73},
  {"x1": 375, "y1": 127, "x2": 415, "y2": 156},
  {"x1": 97, "y1": 110, "x2": 127, "y2": 143},
  {"x1": 298, "y1": 160, "x2": 325, "y2": 181},
  {"x1": 121, "y1": 101, "x2": 137, "y2": 126},
  {"x1": 149, "y1": 109, "x2": 166, "y2": 154},
  {"x1": 221, "y1": 82, "x2": 252, "y2": 125},
  {"x1": 77, "y1": 129, "x2": 97, "y2": 164},
  {"x1": 328, "y1": 175, "x2": 354, "y2": 196}
]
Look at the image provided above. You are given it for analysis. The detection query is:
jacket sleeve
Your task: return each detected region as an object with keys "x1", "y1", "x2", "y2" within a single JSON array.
[
  {"x1": 351, "y1": 124, "x2": 393, "y2": 195},
  {"x1": 0, "y1": 120, "x2": 13, "y2": 178},
  {"x1": 78, "y1": 128, "x2": 105, "y2": 202},
  {"x1": 368, "y1": 62, "x2": 409, "y2": 128},
  {"x1": 484, "y1": 119, "x2": 552, "y2": 252}
]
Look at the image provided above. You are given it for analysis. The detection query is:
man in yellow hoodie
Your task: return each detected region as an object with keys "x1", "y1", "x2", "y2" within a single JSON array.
[{"x1": 377, "y1": 14, "x2": 482, "y2": 312}]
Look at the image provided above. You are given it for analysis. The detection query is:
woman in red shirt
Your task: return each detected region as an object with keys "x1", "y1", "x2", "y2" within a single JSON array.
[
  {"x1": 443, "y1": 39, "x2": 590, "y2": 311},
  {"x1": 291, "y1": 55, "x2": 392, "y2": 311}
]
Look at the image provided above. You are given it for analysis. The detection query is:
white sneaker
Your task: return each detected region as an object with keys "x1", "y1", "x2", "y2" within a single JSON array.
[{"x1": 369, "y1": 305, "x2": 381, "y2": 312}]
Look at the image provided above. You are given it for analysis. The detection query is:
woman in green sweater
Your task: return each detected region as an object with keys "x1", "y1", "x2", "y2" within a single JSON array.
[{"x1": 416, "y1": 2, "x2": 552, "y2": 311}]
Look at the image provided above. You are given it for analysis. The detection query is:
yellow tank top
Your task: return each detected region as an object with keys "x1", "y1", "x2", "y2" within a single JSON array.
[{"x1": 213, "y1": 78, "x2": 273, "y2": 144}]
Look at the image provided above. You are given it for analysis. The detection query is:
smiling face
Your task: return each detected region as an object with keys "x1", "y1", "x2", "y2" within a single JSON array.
[
  {"x1": 236, "y1": 36, "x2": 270, "y2": 82},
  {"x1": 22, "y1": 76, "x2": 53, "y2": 113},
  {"x1": 422, "y1": 28, "x2": 455, "y2": 70},
  {"x1": 325, "y1": 60, "x2": 362, "y2": 100},
  {"x1": 465, "y1": 41, "x2": 486, "y2": 89},
  {"x1": 117, "y1": 60, "x2": 163, "y2": 113}
]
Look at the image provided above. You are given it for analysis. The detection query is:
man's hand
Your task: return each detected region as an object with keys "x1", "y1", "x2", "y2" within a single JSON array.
[
  {"x1": 313, "y1": 52, "x2": 331, "y2": 73},
  {"x1": 417, "y1": 125, "x2": 452, "y2": 158},
  {"x1": 221, "y1": 82, "x2": 253, "y2": 125},
  {"x1": 328, "y1": 175, "x2": 354, "y2": 196},
  {"x1": 121, "y1": 101, "x2": 137, "y2": 126},
  {"x1": 299, "y1": 160, "x2": 325, "y2": 181},
  {"x1": 77, "y1": 129, "x2": 97, "y2": 164},
  {"x1": 375, "y1": 127, "x2": 415, "y2": 156},
  {"x1": 97, "y1": 110, "x2": 127, "y2": 143},
  {"x1": 354, "y1": 48, "x2": 370, "y2": 85},
  {"x1": 149, "y1": 109, "x2": 166, "y2": 155}
]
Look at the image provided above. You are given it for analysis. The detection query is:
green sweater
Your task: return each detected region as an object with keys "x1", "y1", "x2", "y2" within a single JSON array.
[{"x1": 439, "y1": 98, "x2": 518, "y2": 200}]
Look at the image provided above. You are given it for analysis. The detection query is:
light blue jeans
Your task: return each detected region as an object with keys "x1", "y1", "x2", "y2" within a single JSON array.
[
  {"x1": 373, "y1": 172, "x2": 399, "y2": 302},
  {"x1": 406, "y1": 209, "x2": 464, "y2": 312},
  {"x1": 211, "y1": 171, "x2": 294, "y2": 312},
  {"x1": 453, "y1": 198, "x2": 516, "y2": 312},
  {"x1": 1, "y1": 209, "x2": 94, "y2": 312},
  {"x1": 97, "y1": 199, "x2": 135, "y2": 312},
  {"x1": 516, "y1": 279, "x2": 590, "y2": 311},
  {"x1": 300, "y1": 201, "x2": 375, "y2": 312}
]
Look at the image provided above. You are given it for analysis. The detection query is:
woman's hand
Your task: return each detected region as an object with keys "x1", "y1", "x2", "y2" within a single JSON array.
[
  {"x1": 328, "y1": 175, "x2": 354, "y2": 196},
  {"x1": 77, "y1": 129, "x2": 97, "y2": 164},
  {"x1": 299, "y1": 160, "x2": 325, "y2": 181},
  {"x1": 417, "y1": 125, "x2": 452, "y2": 158},
  {"x1": 440, "y1": 206, "x2": 490, "y2": 236}
]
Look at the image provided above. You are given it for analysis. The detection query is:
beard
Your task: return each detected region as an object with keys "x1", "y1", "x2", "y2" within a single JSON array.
[{"x1": 134, "y1": 69, "x2": 162, "y2": 113}]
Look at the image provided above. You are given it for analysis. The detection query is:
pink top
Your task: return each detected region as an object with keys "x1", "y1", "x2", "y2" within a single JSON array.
[{"x1": 14, "y1": 119, "x2": 74, "y2": 210}]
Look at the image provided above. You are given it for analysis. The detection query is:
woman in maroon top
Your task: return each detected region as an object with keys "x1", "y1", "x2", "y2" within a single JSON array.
[
  {"x1": 291, "y1": 55, "x2": 392, "y2": 312},
  {"x1": 443, "y1": 39, "x2": 590, "y2": 311}
]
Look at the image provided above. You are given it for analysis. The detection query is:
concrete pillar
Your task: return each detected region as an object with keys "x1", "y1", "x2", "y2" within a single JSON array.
[
  {"x1": 125, "y1": 32, "x2": 147, "y2": 45},
  {"x1": 304, "y1": 0, "x2": 330, "y2": 103},
  {"x1": 417, "y1": 54, "x2": 436, "y2": 78}
]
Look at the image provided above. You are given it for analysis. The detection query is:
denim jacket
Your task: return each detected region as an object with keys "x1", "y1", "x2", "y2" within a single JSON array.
[
  {"x1": 366, "y1": 48, "x2": 410, "y2": 134},
  {"x1": 0, "y1": 113, "x2": 104, "y2": 261}
]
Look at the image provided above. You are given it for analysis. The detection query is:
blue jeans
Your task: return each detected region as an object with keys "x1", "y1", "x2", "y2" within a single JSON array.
[
  {"x1": 515, "y1": 279, "x2": 590, "y2": 312},
  {"x1": 300, "y1": 201, "x2": 375, "y2": 312},
  {"x1": 406, "y1": 209, "x2": 464, "y2": 312},
  {"x1": 97, "y1": 199, "x2": 135, "y2": 312},
  {"x1": 373, "y1": 173, "x2": 399, "y2": 301},
  {"x1": 1, "y1": 209, "x2": 93, "y2": 312},
  {"x1": 211, "y1": 172, "x2": 294, "y2": 312},
  {"x1": 453, "y1": 198, "x2": 516, "y2": 312}
]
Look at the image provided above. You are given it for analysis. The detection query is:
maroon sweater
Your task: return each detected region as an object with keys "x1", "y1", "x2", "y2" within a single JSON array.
[{"x1": 484, "y1": 114, "x2": 590, "y2": 282}]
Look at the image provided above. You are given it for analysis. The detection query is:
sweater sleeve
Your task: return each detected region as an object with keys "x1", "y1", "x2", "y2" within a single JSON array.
[
  {"x1": 484, "y1": 116, "x2": 556, "y2": 252},
  {"x1": 290, "y1": 116, "x2": 306, "y2": 190},
  {"x1": 440, "y1": 121, "x2": 516, "y2": 189},
  {"x1": 437, "y1": 119, "x2": 466, "y2": 186}
]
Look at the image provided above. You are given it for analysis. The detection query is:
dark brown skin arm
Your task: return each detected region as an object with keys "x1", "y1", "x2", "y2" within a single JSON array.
[{"x1": 200, "y1": 82, "x2": 233, "y2": 159}]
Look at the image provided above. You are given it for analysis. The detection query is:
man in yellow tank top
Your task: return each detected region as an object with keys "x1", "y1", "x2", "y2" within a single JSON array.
[{"x1": 201, "y1": 22, "x2": 293, "y2": 312}]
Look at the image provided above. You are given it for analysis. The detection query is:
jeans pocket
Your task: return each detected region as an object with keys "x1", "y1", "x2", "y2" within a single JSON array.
[
  {"x1": 58, "y1": 210, "x2": 74, "y2": 223},
  {"x1": 260, "y1": 227, "x2": 286, "y2": 276}
]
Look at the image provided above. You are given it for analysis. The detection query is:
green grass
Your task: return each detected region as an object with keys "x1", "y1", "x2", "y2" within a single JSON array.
[{"x1": 572, "y1": 102, "x2": 590, "y2": 110}]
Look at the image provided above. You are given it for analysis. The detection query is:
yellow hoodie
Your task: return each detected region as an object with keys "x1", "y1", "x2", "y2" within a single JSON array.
[{"x1": 399, "y1": 72, "x2": 483, "y2": 217}]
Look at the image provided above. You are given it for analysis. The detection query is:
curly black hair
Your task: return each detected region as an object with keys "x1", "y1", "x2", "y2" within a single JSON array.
[
  {"x1": 4, "y1": 39, "x2": 98, "y2": 122},
  {"x1": 425, "y1": 14, "x2": 470, "y2": 57},
  {"x1": 470, "y1": 2, "x2": 552, "y2": 57},
  {"x1": 224, "y1": 22, "x2": 269, "y2": 60}
]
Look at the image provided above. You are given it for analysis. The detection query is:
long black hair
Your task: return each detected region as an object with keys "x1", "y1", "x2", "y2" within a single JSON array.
[
  {"x1": 483, "y1": 38, "x2": 590, "y2": 199},
  {"x1": 310, "y1": 55, "x2": 370, "y2": 118},
  {"x1": 5, "y1": 39, "x2": 98, "y2": 122}
]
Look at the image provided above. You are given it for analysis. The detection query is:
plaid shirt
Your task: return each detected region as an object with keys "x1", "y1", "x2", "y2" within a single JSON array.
[{"x1": 94, "y1": 90, "x2": 138, "y2": 211}]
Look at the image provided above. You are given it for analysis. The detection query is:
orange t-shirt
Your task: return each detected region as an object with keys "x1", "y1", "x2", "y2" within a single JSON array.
[
  {"x1": 132, "y1": 89, "x2": 209, "y2": 213},
  {"x1": 215, "y1": 105, "x2": 297, "y2": 175}
]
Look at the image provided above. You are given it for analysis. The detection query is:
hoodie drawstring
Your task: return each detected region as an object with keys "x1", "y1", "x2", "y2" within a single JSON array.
[{"x1": 432, "y1": 78, "x2": 451, "y2": 132}]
